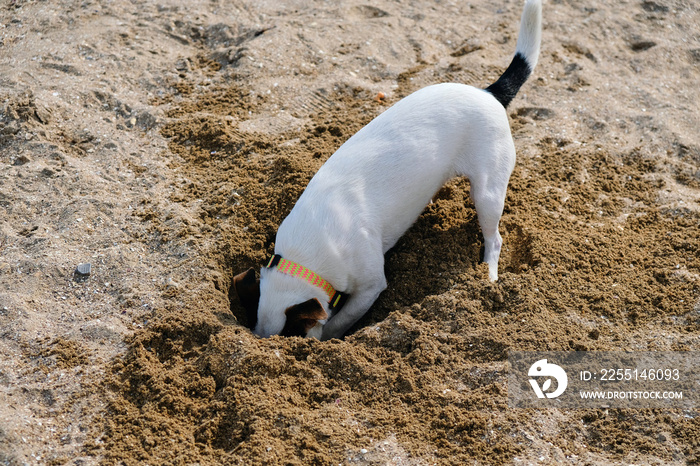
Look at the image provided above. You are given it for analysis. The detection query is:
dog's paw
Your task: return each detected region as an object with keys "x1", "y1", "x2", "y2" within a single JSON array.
[
  {"x1": 488, "y1": 262, "x2": 499, "y2": 282},
  {"x1": 306, "y1": 322, "x2": 324, "y2": 340}
]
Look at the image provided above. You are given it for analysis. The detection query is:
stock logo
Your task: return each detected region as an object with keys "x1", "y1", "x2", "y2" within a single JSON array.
[{"x1": 528, "y1": 359, "x2": 568, "y2": 399}]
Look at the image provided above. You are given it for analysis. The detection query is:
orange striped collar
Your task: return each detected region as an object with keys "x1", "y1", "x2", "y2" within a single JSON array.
[{"x1": 266, "y1": 254, "x2": 348, "y2": 310}]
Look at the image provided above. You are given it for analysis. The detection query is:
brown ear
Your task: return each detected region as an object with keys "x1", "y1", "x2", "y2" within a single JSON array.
[
  {"x1": 232, "y1": 268, "x2": 260, "y2": 329},
  {"x1": 280, "y1": 298, "x2": 328, "y2": 337}
]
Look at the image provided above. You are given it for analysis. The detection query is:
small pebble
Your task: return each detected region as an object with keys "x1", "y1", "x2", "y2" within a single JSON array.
[{"x1": 76, "y1": 263, "x2": 92, "y2": 276}]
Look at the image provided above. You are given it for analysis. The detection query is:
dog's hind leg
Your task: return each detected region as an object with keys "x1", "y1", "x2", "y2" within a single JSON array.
[
  {"x1": 467, "y1": 151, "x2": 514, "y2": 282},
  {"x1": 471, "y1": 183, "x2": 506, "y2": 281}
]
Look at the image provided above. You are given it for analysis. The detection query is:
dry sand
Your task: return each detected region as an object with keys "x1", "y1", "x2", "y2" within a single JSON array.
[{"x1": 1, "y1": 0, "x2": 699, "y2": 464}]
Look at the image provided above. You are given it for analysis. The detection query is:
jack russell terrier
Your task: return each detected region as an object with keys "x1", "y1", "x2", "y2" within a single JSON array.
[{"x1": 233, "y1": 0, "x2": 542, "y2": 340}]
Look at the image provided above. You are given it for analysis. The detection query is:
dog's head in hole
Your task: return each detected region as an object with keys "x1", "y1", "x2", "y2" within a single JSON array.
[{"x1": 233, "y1": 265, "x2": 329, "y2": 339}]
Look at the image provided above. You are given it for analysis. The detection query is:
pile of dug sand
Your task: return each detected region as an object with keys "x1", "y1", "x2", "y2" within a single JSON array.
[{"x1": 0, "y1": 0, "x2": 698, "y2": 464}]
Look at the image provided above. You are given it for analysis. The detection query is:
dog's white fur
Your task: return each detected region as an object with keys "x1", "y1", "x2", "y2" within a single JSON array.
[{"x1": 254, "y1": 0, "x2": 542, "y2": 340}]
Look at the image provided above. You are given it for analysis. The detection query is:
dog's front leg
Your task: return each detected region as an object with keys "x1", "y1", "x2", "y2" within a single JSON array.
[{"x1": 320, "y1": 278, "x2": 387, "y2": 341}]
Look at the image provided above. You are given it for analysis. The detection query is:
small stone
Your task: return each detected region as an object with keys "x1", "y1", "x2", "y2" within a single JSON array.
[
  {"x1": 166, "y1": 278, "x2": 179, "y2": 289},
  {"x1": 13, "y1": 154, "x2": 31, "y2": 166},
  {"x1": 76, "y1": 263, "x2": 92, "y2": 276}
]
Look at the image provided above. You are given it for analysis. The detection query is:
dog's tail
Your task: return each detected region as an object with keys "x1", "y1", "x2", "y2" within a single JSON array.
[{"x1": 485, "y1": 0, "x2": 542, "y2": 108}]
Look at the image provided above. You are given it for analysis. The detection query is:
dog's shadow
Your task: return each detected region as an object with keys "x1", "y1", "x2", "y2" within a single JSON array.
[
  {"x1": 348, "y1": 178, "x2": 537, "y2": 335},
  {"x1": 350, "y1": 180, "x2": 483, "y2": 332}
]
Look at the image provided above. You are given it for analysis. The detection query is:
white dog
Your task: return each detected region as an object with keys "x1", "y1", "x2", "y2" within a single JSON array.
[{"x1": 234, "y1": 0, "x2": 542, "y2": 340}]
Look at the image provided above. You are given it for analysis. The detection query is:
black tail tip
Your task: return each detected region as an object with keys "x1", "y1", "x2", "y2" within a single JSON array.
[{"x1": 485, "y1": 52, "x2": 532, "y2": 108}]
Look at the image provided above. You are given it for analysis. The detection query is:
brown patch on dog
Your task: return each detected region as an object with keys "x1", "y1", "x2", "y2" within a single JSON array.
[
  {"x1": 232, "y1": 268, "x2": 260, "y2": 329},
  {"x1": 281, "y1": 298, "x2": 328, "y2": 337}
]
